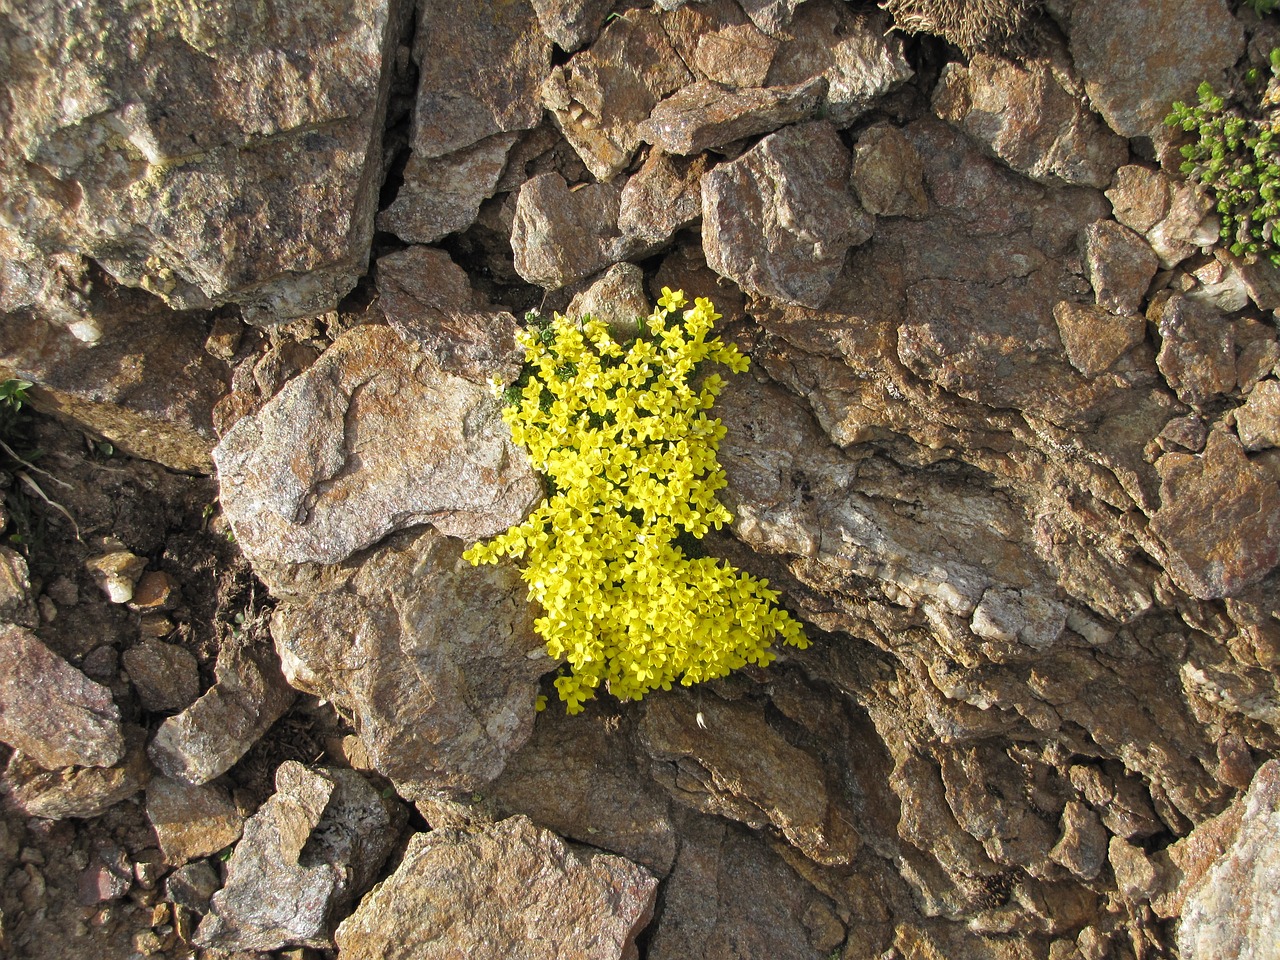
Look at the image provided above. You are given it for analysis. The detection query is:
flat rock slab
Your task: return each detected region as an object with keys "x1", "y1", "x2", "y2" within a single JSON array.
[
  {"x1": 215, "y1": 323, "x2": 541, "y2": 566},
  {"x1": 0, "y1": 624, "x2": 124, "y2": 769},
  {"x1": 512, "y1": 173, "x2": 630, "y2": 291},
  {"x1": 3, "y1": 725, "x2": 149, "y2": 819},
  {"x1": 146, "y1": 776, "x2": 245, "y2": 866},
  {"x1": 638, "y1": 78, "x2": 826, "y2": 155},
  {"x1": 702, "y1": 121, "x2": 872, "y2": 308},
  {"x1": 1, "y1": 0, "x2": 407, "y2": 322},
  {"x1": 334, "y1": 816, "x2": 658, "y2": 960}
]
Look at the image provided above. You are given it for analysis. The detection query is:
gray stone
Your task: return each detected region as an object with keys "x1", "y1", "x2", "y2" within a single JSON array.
[
  {"x1": 146, "y1": 776, "x2": 244, "y2": 866},
  {"x1": 334, "y1": 816, "x2": 658, "y2": 960},
  {"x1": 215, "y1": 323, "x2": 542, "y2": 566},
  {"x1": 0, "y1": 624, "x2": 123, "y2": 769},
  {"x1": 540, "y1": 11, "x2": 691, "y2": 182},
  {"x1": 566, "y1": 263, "x2": 652, "y2": 341},
  {"x1": 852, "y1": 123, "x2": 929, "y2": 219},
  {"x1": 375, "y1": 246, "x2": 522, "y2": 385},
  {"x1": 530, "y1": 0, "x2": 614, "y2": 52},
  {"x1": 195, "y1": 762, "x2": 405, "y2": 952},
  {"x1": 1083, "y1": 220, "x2": 1158, "y2": 315},
  {"x1": 933, "y1": 55, "x2": 1127, "y2": 189},
  {"x1": 0, "y1": 0, "x2": 409, "y2": 322},
  {"x1": 1179, "y1": 760, "x2": 1280, "y2": 960},
  {"x1": 410, "y1": 0, "x2": 550, "y2": 159},
  {"x1": 738, "y1": 0, "x2": 806, "y2": 36},
  {"x1": 1069, "y1": 0, "x2": 1244, "y2": 140},
  {"x1": 701, "y1": 121, "x2": 872, "y2": 308},
  {"x1": 1151, "y1": 428, "x2": 1280, "y2": 600},
  {"x1": 269, "y1": 528, "x2": 551, "y2": 798},
  {"x1": 618, "y1": 151, "x2": 707, "y2": 249},
  {"x1": 637, "y1": 78, "x2": 826, "y2": 156},
  {"x1": 165, "y1": 860, "x2": 221, "y2": 915},
  {"x1": 377, "y1": 132, "x2": 519, "y2": 244},
  {"x1": 765, "y1": 2, "x2": 911, "y2": 126},
  {"x1": 1237, "y1": 380, "x2": 1280, "y2": 452},
  {"x1": 512, "y1": 173, "x2": 630, "y2": 290},
  {"x1": 122, "y1": 638, "x2": 201, "y2": 714},
  {"x1": 1049, "y1": 801, "x2": 1109, "y2": 881},
  {"x1": 147, "y1": 639, "x2": 295, "y2": 785}
]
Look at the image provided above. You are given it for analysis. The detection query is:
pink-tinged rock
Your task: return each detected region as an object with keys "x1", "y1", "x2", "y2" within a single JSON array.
[
  {"x1": 1153, "y1": 294, "x2": 1236, "y2": 406},
  {"x1": 1150, "y1": 428, "x2": 1280, "y2": 600},
  {"x1": 512, "y1": 173, "x2": 631, "y2": 291},
  {"x1": 0, "y1": 624, "x2": 123, "y2": 770},
  {"x1": 852, "y1": 123, "x2": 929, "y2": 218},
  {"x1": 146, "y1": 776, "x2": 245, "y2": 866},
  {"x1": 1237, "y1": 379, "x2": 1280, "y2": 452},
  {"x1": 1068, "y1": 0, "x2": 1244, "y2": 140},
  {"x1": 1106, "y1": 165, "x2": 1172, "y2": 235},
  {"x1": 215, "y1": 323, "x2": 541, "y2": 566},
  {"x1": 1053, "y1": 301, "x2": 1147, "y2": 378},
  {"x1": 618, "y1": 151, "x2": 707, "y2": 249},
  {"x1": 1179, "y1": 760, "x2": 1280, "y2": 959},
  {"x1": 334, "y1": 817, "x2": 658, "y2": 960},
  {"x1": 933, "y1": 54, "x2": 1126, "y2": 189},
  {"x1": 3, "y1": 726, "x2": 150, "y2": 819},
  {"x1": 1083, "y1": 220, "x2": 1159, "y2": 315},
  {"x1": 637, "y1": 78, "x2": 826, "y2": 156},
  {"x1": 702, "y1": 121, "x2": 872, "y2": 308}
]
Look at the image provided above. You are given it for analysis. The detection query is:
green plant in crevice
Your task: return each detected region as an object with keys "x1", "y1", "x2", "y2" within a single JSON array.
[
  {"x1": 1244, "y1": 0, "x2": 1279, "y2": 17},
  {"x1": 465, "y1": 289, "x2": 808, "y2": 714},
  {"x1": 1166, "y1": 48, "x2": 1280, "y2": 265}
]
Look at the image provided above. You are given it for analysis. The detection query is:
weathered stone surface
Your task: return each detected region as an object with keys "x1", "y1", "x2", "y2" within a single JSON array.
[
  {"x1": 638, "y1": 78, "x2": 826, "y2": 156},
  {"x1": 3, "y1": 726, "x2": 149, "y2": 819},
  {"x1": 0, "y1": 624, "x2": 123, "y2": 769},
  {"x1": 566, "y1": 263, "x2": 652, "y2": 339},
  {"x1": 659, "y1": 0, "x2": 777, "y2": 88},
  {"x1": 1150, "y1": 428, "x2": 1280, "y2": 600},
  {"x1": 0, "y1": 292, "x2": 230, "y2": 472},
  {"x1": 1235, "y1": 317, "x2": 1280, "y2": 390},
  {"x1": 0, "y1": 0, "x2": 408, "y2": 322},
  {"x1": 165, "y1": 860, "x2": 221, "y2": 915},
  {"x1": 122, "y1": 638, "x2": 201, "y2": 714},
  {"x1": 1145, "y1": 183, "x2": 1219, "y2": 269},
  {"x1": 334, "y1": 816, "x2": 658, "y2": 960},
  {"x1": 1083, "y1": 220, "x2": 1158, "y2": 315},
  {"x1": 764, "y1": 2, "x2": 911, "y2": 126},
  {"x1": 702, "y1": 122, "x2": 872, "y2": 308},
  {"x1": 852, "y1": 123, "x2": 928, "y2": 219},
  {"x1": 411, "y1": 0, "x2": 550, "y2": 159},
  {"x1": 196, "y1": 762, "x2": 404, "y2": 952},
  {"x1": 146, "y1": 776, "x2": 244, "y2": 866},
  {"x1": 269, "y1": 528, "x2": 550, "y2": 798},
  {"x1": 85, "y1": 551, "x2": 146, "y2": 605},
  {"x1": 933, "y1": 55, "x2": 1126, "y2": 189},
  {"x1": 147, "y1": 639, "x2": 295, "y2": 785},
  {"x1": 215, "y1": 323, "x2": 541, "y2": 566},
  {"x1": 375, "y1": 246, "x2": 522, "y2": 384},
  {"x1": 512, "y1": 173, "x2": 631, "y2": 290},
  {"x1": 531, "y1": 0, "x2": 613, "y2": 52},
  {"x1": 618, "y1": 151, "x2": 706, "y2": 248},
  {"x1": 1153, "y1": 294, "x2": 1236, "y2": 406},
  {"x1": 647, "y1": 813, "x2": 846, "y2": 960},
  {"x1": 738, "y1": 0, "x2": 805, "y2": 36},
  {"x1": 1106, "y1": 165, "x2": 1172, "y2": 235},
  {"x1": 541, "y1": 11, "x2": 691, "y2": 181},
  {"x1": 640, "y1": 689, "x2": 857, "y2": 866},
  {"x1": 0, "y1": 547, "x2": 36, "y2": 629},
  {"x1": 378, "y1": 132, "x2": 519, "y2": 244},
  {"x1": 1053, "y1": 301, "x2": 1147, "y2": 378},
  {"x1": 1237, "y1": 379, "x2": 1280, "y2": 452},
  {"x1": 1179, "y1": 761, "x2": 1280, "y2": 959},
  {"x1": 1068, "y1": 0, "x2": 1244, "y2": 140},
  {"x1": 1049, "y1": 800, "x2": 1109, "y2": 881}
]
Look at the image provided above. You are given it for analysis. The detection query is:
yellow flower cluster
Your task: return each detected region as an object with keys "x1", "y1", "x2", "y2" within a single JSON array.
[{"x1": 464, "y1": 289, "x2": 808, "y2": 713}]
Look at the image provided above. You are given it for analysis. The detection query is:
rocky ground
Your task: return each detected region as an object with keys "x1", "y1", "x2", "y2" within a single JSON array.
[{"x1": 2, "y1": 0, "x2": 1280, "y2": 958}]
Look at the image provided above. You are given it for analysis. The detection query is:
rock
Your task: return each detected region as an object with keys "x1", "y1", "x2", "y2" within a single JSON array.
[
  {"x1": 3, "y1": 726, "x2": 150, "y2": 819},
  {"x1": 130, "y1": 571, "x2": 179, "y2": 611},
  {"x1": 215, "y1": 323, "x2": 541, "y2": 566},
  {"x1": 764, "y1": 2, "x2": 911, "y2": 127},
  {"x1": 566, "y1": 263, "x2": 652, "y2": 340},
  {"x1": 1150, "y1": 428, "x2": 1280, "y2": 600},
  {"x1": 1153, "y1": 294, "x2": 1236, "y2": 406},
  {"x1": 334, "y1": 816, "x2": 658, "y2": 960},
  {"x1": 84, "y1": 551, "x2": 146, "y2": 605},
  {"x1": 540, "y1": 11, "x2": 692, "y2": 182},
  {"x1": 969, "y1": 586, "x2": 1067, "y2": 652},
  {"x1": 933, "y1": 55, "x2": 1127, "y2": 189},
  {"x1": 647, "y1": 813, "x2": 847, "y2": 960},
  {"x1": 0, "y1": 546, "x2": 36, "y2": 628},
  {"x1": 147, "y1": 639, "x2": 295, "y2": 785},
  {"x1": 0, "y1": 624, "x2": 123, "y2": 769},
  {"x1": 1178, "y1": 761, "x2": 1280, "y2": 959},
  {"x1": 1083, "y1": 221, "x2": 1159, "y2": 315},
  {"x1": 618, "y1": 151, "x2": 707, "y2": 249},
  {"x1": 269, "y1": 528, "x2": 550, "y2": 798},
  {"x1": 1108, "y1": 836, "x2": 1165, "y2": 902},
  {"x1": 530, "y1": 0, "x2": 614, "y2": 52},
  {"x1": 1237, "y1": 379, "x2": 1280, "y2": 452},
  {"x1": 377, "y1": 132, "x2": 520, "y2": 244},
  {"x1": 1157, "y1": 415, "x2": 1209, "y2": 454},
  {"x1": 375, "y1": 246, "x2": 522, "y2": 384},
  {"x1": 738, "y1": 0, "x2": 805, "y2": 36},
  {"x1": 1049, "y1": 801, "x2": 1109, "y2": 881},
  {"x1": 639, "y1": 689, "x2": 858, "y2": 866},
  {"x1": 701, "y1": 121, "x2": 872, "y2": 308},
  {"x1": 1234, "y1": 317, "x2": 1280, "y2": 391},
  {"x1": 79, "y1": 847, "x2": 133, "y2": 905},
  {"x1": 122, "y1": 638, "x2": 201, "y2": 714},
  {"x1": 1067, "y1": 764, "x2": 1164, "y2": 841},
  {"x1": 410, "y1": 0, "x2": 550, "y2": 159},
  {"x1": 145, "y1": 776, "x2": 244, "y2": 866},
  {"x1": 0, "y1": 0, "x2": 409, "y2": 322},
  {"x1": 1107, "y1": 165, "x2": 1172, "y2": 235},
  {"x1": 196, "y1": 762, "x2": 404, "y2": 952},
  {"x1": 851, "y1": 123, "x2": 929, "y2": 219},
  {"x1": 164, "y1": 860, "x2": 221, "y2": 915},
  {"x1": 1053, "y1": 301, "x2": 1147, "y2": 378},
  {"x1": 1145, "y1": 183, "x2": 1219, "y2": 269},
  {"x1": 637, "y1": 78, "x2": 826, "y2": 156},
  {"x1": 1068, "y1": 0, "x2": 1244, "y2": 140},
  {"x1": 511, "y1": 173, "x2": 630, "y2": 290}
]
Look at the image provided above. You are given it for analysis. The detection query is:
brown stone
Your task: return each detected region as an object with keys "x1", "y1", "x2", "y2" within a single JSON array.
[
  {"x1": 1153, "y1": 294, "x2": 1237, "y2": 406},
  {"x1": 1237, "y1": 379, "x2": 1280, "y2": 452},
  {"x1": 122, "y1": 638, "x2": 201, "y2": 714},
  {"x1": 637, "y1": 78, "x2": 826, "y2": 156},
  {"x1": 852, "y1": 123, "x2": 929, "y2": 219},
  {"x1": 146, "y1": 776, "x2": 244, "y2": 865},
  {"x1": 618, "y1": 151, "x2": 707, "y2": 249},
  {"x1": 1083, "y1": 220, "x2": 1158, "y2": 315},
  {"x1": 1053, "y1": 301, "x2": 1146, "y2": 378},
  {"x1": 3, "y1": 726, "x2": 150, "y2": 819}
]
